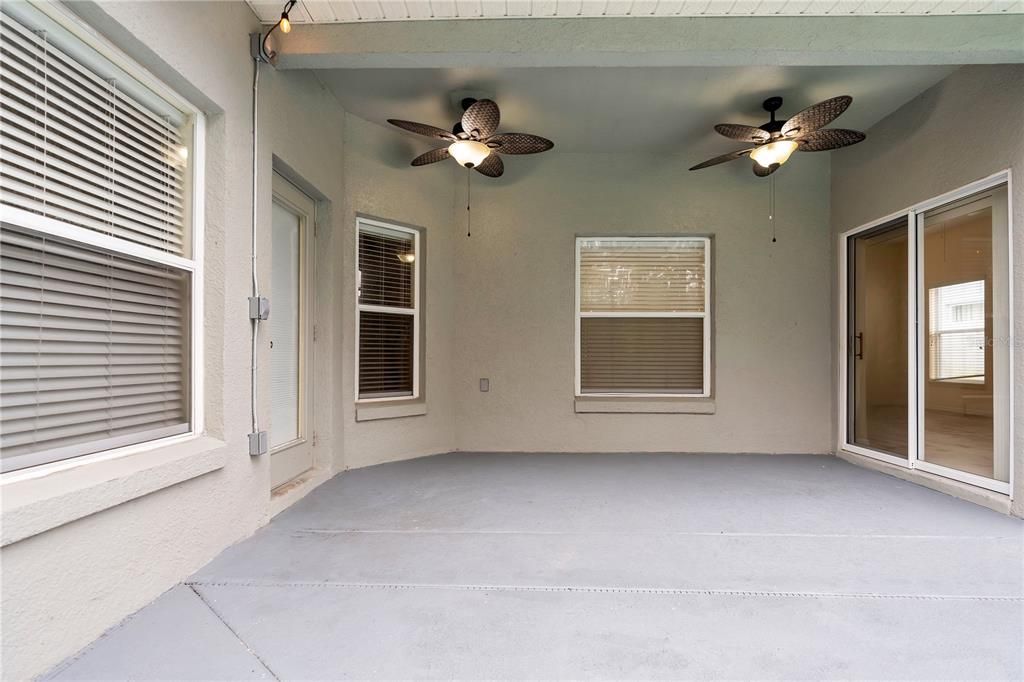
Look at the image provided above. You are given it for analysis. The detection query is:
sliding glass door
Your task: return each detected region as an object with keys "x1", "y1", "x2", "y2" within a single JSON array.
[
  {"x1": 842, "y1": 175, "x2": 1011, "y2": 494},
  {"x1": 917, "y1": 184, "x2": 1011, "y2": 488},
  {"x1": 847, "y1": 219, "x2": 911, "y2": 462}
]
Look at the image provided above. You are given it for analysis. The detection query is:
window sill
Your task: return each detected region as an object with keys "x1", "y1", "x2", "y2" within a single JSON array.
[
  {"x1": 574, "y1": 397, "x2": 715, "y2": 414},
  {"x1": 1, "y1": 435, "x2": 226, "y2": 547},
  {"x1": 356, "y1": 401, "x2": 428, "y2": 422}
]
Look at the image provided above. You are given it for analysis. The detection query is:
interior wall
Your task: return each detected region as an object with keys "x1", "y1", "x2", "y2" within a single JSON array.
[
  {"x1": 339, "y1": 115, "x2": 459, "y2": 469},
  {"x1": 830, "y1": 65, "x2": 1024, "y2": 515},
  {"x1": 450, "y1": 151, "x2": 834, "y2": 454}
]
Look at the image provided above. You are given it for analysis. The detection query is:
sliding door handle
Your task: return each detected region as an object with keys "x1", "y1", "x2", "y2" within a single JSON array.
[{"x1": 854, "y1": 332, "x2": 864, "y2": 360}]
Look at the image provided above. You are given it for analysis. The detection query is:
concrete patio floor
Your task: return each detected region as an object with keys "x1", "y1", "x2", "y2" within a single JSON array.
[{"x1": 45, "y1": 453, "x2": 1024, "y2": 680}]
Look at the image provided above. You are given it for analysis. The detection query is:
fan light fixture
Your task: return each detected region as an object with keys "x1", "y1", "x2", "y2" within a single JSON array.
[
  {"x1": 448, "y1": 140, "x2": 491, "y2": 168},
  {"x1": 749, "y1": 140, "x2": 798, "y2": 169},
  {"x1": 689, "y1": 96, "x2": 865, "y2": 177},
  {"x1": 387, "y1": 98, "x2": 554, "y2": 237}
]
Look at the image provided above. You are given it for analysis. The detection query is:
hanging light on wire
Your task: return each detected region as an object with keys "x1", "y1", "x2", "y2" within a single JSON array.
[{"x1": 254, "y1": 0, "x2": 297, "y2": 64}]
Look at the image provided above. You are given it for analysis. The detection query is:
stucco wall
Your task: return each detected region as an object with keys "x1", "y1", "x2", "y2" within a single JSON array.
[
  {"x1": 829, "y1": 65, "x2": 1024, "y2": 515},
  {"x1": 0, "y1": 3, "x2": 458, "y2": 678},
  {"x1": 448, "y1": 151, "x2": 834, "y2": 454},
  {"x1": 339, "y1": 115, "x2": 459, "y2": 468}
]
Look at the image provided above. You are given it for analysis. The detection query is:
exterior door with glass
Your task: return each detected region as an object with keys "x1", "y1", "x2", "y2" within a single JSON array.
[
  {"x1": 841, "y1": 175, "x2": 1011, "y2": 494},
  {"x1": 269, "y1": 175, "x2": 315, "y2": 489}
]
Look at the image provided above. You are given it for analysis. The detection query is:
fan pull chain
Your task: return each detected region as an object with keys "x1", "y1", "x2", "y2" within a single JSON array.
[
  {"x1": 466, "y1": 169, "x2": 472, "y2": 238},
  {"x1": 769, "y1": 175, "x2": 777, "y2": 243}
]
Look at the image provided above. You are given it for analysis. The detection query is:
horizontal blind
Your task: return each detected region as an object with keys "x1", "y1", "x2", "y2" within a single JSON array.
[
  {"x1": 579, "y1": 239, "x2": 705, "y2": 313},
  {"x1": 0, "y1": 7, "x2": 190, "y2": 256},
  {"x1": 357, "y1": 221, "x2": 418, "y2": 400},
  {"x1": 581, "y1": 317, "x2": 704, "y2": 394},
  {"x1": 928, "y1": 280, "x2": 985, "y2": 382},
  {"x1": 358, "y1": 225, "x2": 414, "y2": 309},
  {"x1": 358, "y1": 311, "x2": 414, "y2": 398},
  {"x1": 0, "y1": 226, "x2": 190, "y2": 472}
]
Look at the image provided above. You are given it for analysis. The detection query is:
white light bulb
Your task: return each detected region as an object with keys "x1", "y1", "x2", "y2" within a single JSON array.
[
  {"x1": 750, "y1": 140, "x2": 798, "y2": 169},
  {"x1": 448, "y1": 140, "x2": 491, "y2": 168},
  {"x1": 279, "y1": 15, "x2": 292, "y2": 33}
]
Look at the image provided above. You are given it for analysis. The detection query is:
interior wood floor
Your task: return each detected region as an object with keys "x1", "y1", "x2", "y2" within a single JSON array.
[{"x1": 854, "y1": 405, "x2": 995, "y2": 479}]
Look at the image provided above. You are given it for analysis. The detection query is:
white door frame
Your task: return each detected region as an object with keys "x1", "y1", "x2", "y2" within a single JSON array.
[
  {"x1": 269, "y1": 173, "x2": 316, "y2": 490},
  {"x1": 837, "y1": 170, "x2": 1013, "y2": 496}
]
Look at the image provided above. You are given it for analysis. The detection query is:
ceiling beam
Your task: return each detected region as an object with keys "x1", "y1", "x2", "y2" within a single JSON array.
[{"x1": 274, "y1": 15, "x2": 1024, "y2": 69}]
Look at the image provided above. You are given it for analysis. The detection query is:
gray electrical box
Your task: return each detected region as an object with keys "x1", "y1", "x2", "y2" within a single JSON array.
[
  {"x1": 249, "y1": 296, "x2": 270, "y2": 321},
  {"x1": 248, "y1": 431, "x2": 268, "y2": 456},
  {"x1": 479, "y1": 378, "x2": 490, "y2": 392}
]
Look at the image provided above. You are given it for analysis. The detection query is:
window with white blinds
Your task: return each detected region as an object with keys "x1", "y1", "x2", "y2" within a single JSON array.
[
  {"x1": 0, "y1": 2, "x2": 201, "y2": 473},
  {"x1": 576, "y1": 237, "x2": 710, "y2": 397},
  {"x1": 928, "y1": 280, "x2": 986, "y2": 384},
  {"x1": 356, "y1": 218, "x2": 419, "y2": 401}
]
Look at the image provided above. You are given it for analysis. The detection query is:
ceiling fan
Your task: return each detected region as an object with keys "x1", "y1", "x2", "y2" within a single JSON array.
[
  {"x1": 689, "y1": 95, "x2": 866, "y2": 177},
  {"x1": 387, "y1": 98, "x2": 554, "y2": 178}
]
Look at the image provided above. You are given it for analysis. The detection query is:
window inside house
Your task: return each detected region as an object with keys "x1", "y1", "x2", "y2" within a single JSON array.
[
  {"x1": 0, "y1": 3, "x2": 201, "y2": 473},
  {"x1": 576, "y1": 237, "x2": 710, "y2": 396},
  {"x1": 928, "y1": 280, "x2": 985, "y2": 384},
  {"x1": 356, "y1": 219, "x2": 419, "y2": 400}
]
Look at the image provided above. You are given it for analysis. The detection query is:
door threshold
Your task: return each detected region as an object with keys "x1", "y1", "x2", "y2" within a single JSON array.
[
  {"x1": 838, "y1": 449, "x2": 1011, "y2": 515},
  {"x1": 270, "y1": 467, "x2": 332, "y2": 518}
]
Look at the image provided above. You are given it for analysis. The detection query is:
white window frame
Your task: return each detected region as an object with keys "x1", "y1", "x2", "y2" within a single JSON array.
[
  {"x1": 0, "y1": 0, "x2": 205, "y2": 476},
  {"x1": 927, "y1": 279, "x2": 986, "y2": 385},
  {"x1": 574, "y1": 236, "x2": 712, "y2": 399},
  {"x1": 837, "y1": 170, "x2": 1013, "y2": 496},
  {"x1": 355, "y1": 217, "x2": 421, "y2": 403}
]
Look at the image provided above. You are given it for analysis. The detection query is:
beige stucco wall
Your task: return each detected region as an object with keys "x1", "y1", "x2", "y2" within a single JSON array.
[
  {"x1": 830, "y1": 65, "x2": 1024, "y2": 515},
  {"x1": 449, "y1": 151, "x2": 834, "y2": 454},
  {"x1": 0, "y1": 3, "x2": 457, "y2": 678},
  {"x1": 339, "y1": 115, "x2": 459, "y2": 469}
]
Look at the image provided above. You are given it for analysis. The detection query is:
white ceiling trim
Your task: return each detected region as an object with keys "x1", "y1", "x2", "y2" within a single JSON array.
[{"x1": 248, "y1": 0, "x2": 1023, "y2": 23}]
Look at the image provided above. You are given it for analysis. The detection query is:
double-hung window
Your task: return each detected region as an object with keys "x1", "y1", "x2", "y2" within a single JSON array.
[
  {"x1": 928, "y1": 280, "x2": 986, "y2": 384},
  {"x1": 0, "y1": 3, "x2": 203, "y2": 473},
  {"x1": 356, "y1": 218, "x2": 419, "y2": 401},
  {"x1": 576, "y1": 237, "x2": 710, "y2": 397}
]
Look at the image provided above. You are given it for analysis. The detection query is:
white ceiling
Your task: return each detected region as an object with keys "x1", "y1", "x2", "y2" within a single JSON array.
[
  {"x1": 316, "y1": 65, "x2": 956, "y2": 153},
  {"x1": 248, "y1": 0, "x2": 1022, "y2": 23}
]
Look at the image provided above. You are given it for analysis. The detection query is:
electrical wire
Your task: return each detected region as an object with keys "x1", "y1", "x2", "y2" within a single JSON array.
[{"x1": 250, "y1": 57, "x2": 260, "y2": 435}]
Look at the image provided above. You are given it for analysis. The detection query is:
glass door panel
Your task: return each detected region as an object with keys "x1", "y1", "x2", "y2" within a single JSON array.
[
  {"x1": 919, "y1": 184, "x2": 1010, "y2": 483},
  {"x1": 847, "y1": 219, "x2": 910, "y2": 459},
  {"x1": 270, "y1": 200, "x2": 301, "y2": 448}
]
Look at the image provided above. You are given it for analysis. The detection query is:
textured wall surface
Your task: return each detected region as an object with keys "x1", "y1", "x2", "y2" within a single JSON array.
[
  {"x1": 0, "y1": 3, "x2": 448, "y2": 678},
  {"x1": 830, "y1": 65, "x2": 1024, "y2": 514},
  {"x1": 447, "y1": 151, "x2": 833, "y2": 454},
  {"x1": 339, "y1": 115, "x2": 459, "y2": 468}
]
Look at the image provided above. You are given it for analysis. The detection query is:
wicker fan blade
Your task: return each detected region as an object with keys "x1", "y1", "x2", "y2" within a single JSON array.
[
  {"x1": 388, "y1": 119, "x2": 457, "y2": 141},
  {"x1": 752, "y1": 162, "x2": 779, "y2": 177},
  {"x1": 796, "y1": 128, "x2": 866, "y2": 152},
  {"x1": 486, "y1": 133, "x2": 554, "y2": 155},
  {"x1": 714, "y1": 124, "x2": 770, "y2": 143},
  {"x1": 781, "y1": 96, "x2": 852, "y2": 137},
  {"x1": 411, "y1": 147, "x2": 451, "y2": 166},
  {"x1": 462, "y1": 99, "x2": 500, "y2": 139},
  {"x1": 474, "y1": 153, "x2": 504, "y2": 177},
  {"x1": 688, "y1": 148, "x2": 755, "y2": 171}
]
